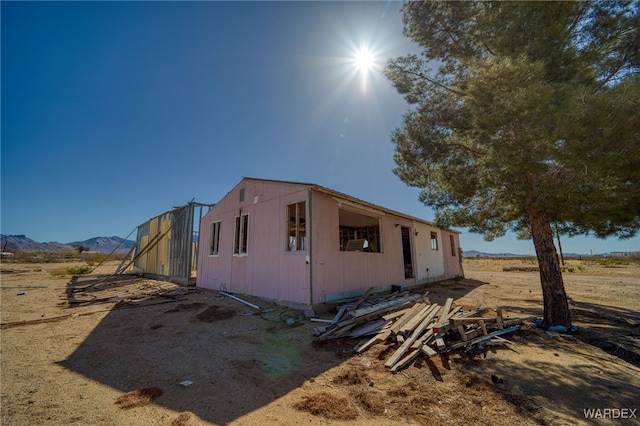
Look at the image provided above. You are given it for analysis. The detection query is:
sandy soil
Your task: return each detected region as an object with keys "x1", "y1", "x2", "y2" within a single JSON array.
[{"x1": 1, "y1": 257, "x2": 638, "y2": 425}]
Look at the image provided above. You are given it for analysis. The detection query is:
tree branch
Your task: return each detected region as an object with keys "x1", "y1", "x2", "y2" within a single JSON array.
[
  {"x1": 404, "y1": 69, "x2": 468, "y2": 97},
  {"x1": 596, "y1": 55, "x2": 629, "y2": 90}
]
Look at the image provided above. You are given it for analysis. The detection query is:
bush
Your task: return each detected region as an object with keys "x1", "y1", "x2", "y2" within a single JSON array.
[{"x1": 50, "y1": 265, "x2": 92, "y2": 276}]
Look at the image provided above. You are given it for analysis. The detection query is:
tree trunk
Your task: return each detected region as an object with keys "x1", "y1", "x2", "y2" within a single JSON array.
[{"x1": 528, "y1": 207, "x2": 572, "y2": 330}]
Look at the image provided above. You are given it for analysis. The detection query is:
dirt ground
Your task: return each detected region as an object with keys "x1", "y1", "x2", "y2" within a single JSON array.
[{"x1": 1, "y1": 257, "x2": 639, "y2": 425}]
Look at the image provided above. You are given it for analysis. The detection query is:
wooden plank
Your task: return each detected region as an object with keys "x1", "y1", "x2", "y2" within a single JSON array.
[
  {"x1": 390, "y1": 330, "x2": 436, "y2": 373},
  {"x1": 440, "y1": 297, "x2": 454, "y2": 320},
  {"x1": 382, "y1": 307, "x2": 411, "y2": 321},
  {"x1": 347, "y1": 287, "x2": 375, "y2": 313},
  {"x1": 496, "y1": 314, "x2": 504, "y2": 330},
  {"x1": 389, "y1": 329, "x2": 436, "y2": 372},
  {"x1": 421, "y1": 344, "x2": 438, "y2": 358},
  {"x1": 327, "y1": 323, "x2": 358, "y2": 339},
  {"x1": 349, "y1": 294, "x2": 421, "y2": 318},
  {"x1": 479, "y1": 319, "x2": 488, "y2": 335},
  {"x1": 502, "y1": 318, "x2": 523, "y2": 328},
  {"x1": 447, "y1": 326, "x2": 520, "y2": 351},
  {"x1": 464, "y1": 328, "x2": 484, "y2": 341},
  {"x1": 354, "y1": 329, "x2": 391, "y2": 353},
  {"x1": 388, "y1": 303, "x2": 425, "y2": 335},
  {"x1": 384, "y1": 304, "x2": 440, "y2": 368},
  {"x1": 331, "y1": 305, "x2": 348, "y2": 325},
  {"x1": 435, "y1": 335, "x2": 446, "y2": 351},
  {"x1": 456, "y1": 325, "x2": 468, "y2": 341},
  {"x1": 345, "y1": 319, "x2": 389, "y2": 338},
  {"x1": 319, "y1": 299, "x2": 415, "y2": 339},
  {"x1": 400, "y1": 303, "x2": 435, "y2": 335},
  {"x1": 450, "y1": 317, "x2": 499, "y2": 325},
  {"x1": 390, "y1": 349, "x2": 420, "y2": 372}
]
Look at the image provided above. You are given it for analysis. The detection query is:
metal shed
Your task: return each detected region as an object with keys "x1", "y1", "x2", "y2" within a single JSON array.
[{"x1": 126, "y1": 201, "x2": 214, "y2": 285}]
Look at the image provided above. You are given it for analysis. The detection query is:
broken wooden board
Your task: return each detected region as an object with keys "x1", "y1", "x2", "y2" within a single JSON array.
[{"x1": 384, "y1": 304, "x2": 440, "y2": 369}]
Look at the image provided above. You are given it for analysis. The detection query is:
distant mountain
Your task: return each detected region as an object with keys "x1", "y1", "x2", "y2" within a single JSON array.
[
  {"x1": 1, "y1": 235, "x2": 134, "y2": 253},
  {"x1": 463, "y1": 250, "x2": 529, "y2": 257},
  {"x1": 1, "y1": 235, "x2": 73, "y2": 253},
  {"x1": 464, "y1": 249, "x2": 595, "y2": 257},
  {"x1": 66, "y1": 236, "x2": 135, "y2": 253}
]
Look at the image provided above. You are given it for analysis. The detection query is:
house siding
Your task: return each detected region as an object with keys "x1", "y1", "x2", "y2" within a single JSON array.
[
  {"x1": 441, "y1": 229, "x2": 464, "y2": 278},
  {"x1": 310, "y1": 191, "x2": 412, "y2": 303},
  {"x1": 197, "y1": 180, "x2": 312, "y2": 304},
  {"x1": 197, "y1": 178, "x2": 465, "y2": 306},
  {"x1": 413, "y1": 223, "x2": 446, "y2": 283}
]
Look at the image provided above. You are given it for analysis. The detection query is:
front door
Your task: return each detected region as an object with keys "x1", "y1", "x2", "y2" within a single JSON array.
[{"x1": 401, "y1": 226, "x2": 414, "y2": 279}]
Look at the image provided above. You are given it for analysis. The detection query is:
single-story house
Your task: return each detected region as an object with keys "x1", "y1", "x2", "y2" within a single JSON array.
[{"x1": 196, "y1": 178, "x2": 463, "y2": 307}]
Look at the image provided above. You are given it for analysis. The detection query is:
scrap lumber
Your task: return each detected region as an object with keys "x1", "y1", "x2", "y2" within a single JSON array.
[
  {"x1": 331, "y1": 305, "x2": 348, "y2": 325},
  {"x1": 312, "y1": 289, "x2": 524, "y2": 374},
  {"x1": 388, "y1": 303, "x2": 425, "y2": 335},
  {"x1": 354, "y1": 328, "x2": 392, "y2": 353},
  {"x1": 382, "y1": 307, "x2": 412, "y2": 321},
  {"x1": 389, "y1": 329, "x2": 436, "y2": 372},
  {"x1": 399, "y1": 303, "x2": 435, "y2": 336},
  {"x1": 439, "y1": 297, "x2": 454, "y2": 321},
  {"x1": 447, "y1": 326, "x2": 520, "y2": 351},
  {"x1": 345, "y1": 319, "x2": 390, "y2": 338},
  {"x1": 347, "y1": 287, "x2": 375, "y2": 313},
  {"x1": 349, "y1": 293, "x2": 423, "y2": 318},
  {"x1": 450, "y1": 317, "x2": 500, "y2": 325},
  {"x1": 384, "y1": 304, "x2": 440, "y2": 368},
  {"x1": 318, "y1": 297, "x2": 418, "y2": 339}
]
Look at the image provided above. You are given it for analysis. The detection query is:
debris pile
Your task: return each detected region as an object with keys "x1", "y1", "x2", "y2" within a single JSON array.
[{"x1": 314, "y1": 288, "x2": 522, "y2": 372}]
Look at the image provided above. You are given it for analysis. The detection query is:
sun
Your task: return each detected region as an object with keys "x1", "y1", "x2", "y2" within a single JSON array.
[{"x1": 353, "y1": 47, "x2": 375, "y2": 72}]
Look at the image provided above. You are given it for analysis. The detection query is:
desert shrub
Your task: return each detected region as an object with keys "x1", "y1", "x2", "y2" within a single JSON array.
[
  {"x1": 293, "y1": 392, "x2": 358, "y2": 420},
  {"x1": 50, "y1": 265, "x2": 92, "y2": 276},
  {"x1": 114, "y1": 387, "x2": 163, "y2": 409},
  {"x1": 594, "y1": 257, "x2": 625, "y2": 268},
  {"x1": 351, "y1": 389, "x2": 386, "y2": 415}
]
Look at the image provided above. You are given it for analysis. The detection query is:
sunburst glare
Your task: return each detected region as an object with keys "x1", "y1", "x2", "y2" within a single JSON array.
[{"x1": 353, "y1": 47, "x2": 375, "y2": 72}]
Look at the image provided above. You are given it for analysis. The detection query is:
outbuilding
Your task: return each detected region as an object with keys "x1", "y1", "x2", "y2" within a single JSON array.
[{"x1": 197, "y1": 178, "x2": 463, "y2": 307}]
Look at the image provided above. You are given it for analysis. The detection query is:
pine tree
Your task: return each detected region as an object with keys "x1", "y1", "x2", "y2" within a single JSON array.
[{"x1": 385, "y1": 1, "x2": 640, "y2": 329}]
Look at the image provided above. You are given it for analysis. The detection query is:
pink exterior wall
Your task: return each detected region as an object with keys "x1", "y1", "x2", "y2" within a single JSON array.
[
  {"x1": 197, "y1": 180, "x2": 312, "y2": 305},
  {"x1": 197, "y1": 178, "x2": 465, "y2": 306},
  {"x1": 441, "y1": 230, "x2": 464, "y2": 278},
  {"x1": 309, "y1": 191, "x2": 413, "y2": 303}
]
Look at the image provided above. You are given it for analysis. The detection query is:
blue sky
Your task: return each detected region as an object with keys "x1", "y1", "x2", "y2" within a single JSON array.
[{"x1": 2, "y1": 1, "x2": 638, "y2": 255}]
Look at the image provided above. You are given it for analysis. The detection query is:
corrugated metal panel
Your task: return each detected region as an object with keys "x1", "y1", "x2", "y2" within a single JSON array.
[{"x1": 133, "y1": 202, "x2": 213, "y2": 284}]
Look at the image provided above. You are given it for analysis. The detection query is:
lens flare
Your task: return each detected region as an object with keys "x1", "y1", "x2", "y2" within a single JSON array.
[{"x1": 353, "y1": 47, "x2": 374, "y2": 72}]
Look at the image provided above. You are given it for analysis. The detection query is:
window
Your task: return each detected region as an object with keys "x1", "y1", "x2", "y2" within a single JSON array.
[
  {"x1": 286, "y1": 201, "x2": 306, "y2": 252},
  {"x1": 431, "y1": 232, "x2": 438, "y2": 250},
  {"x1": 450, "y1": 235, "x2": 456, "y2": 256},
  {"x1": 339, "y1": 208, "x2": 381, "y2": 252},
  {"x1": 209, "y1": 221, "x2": 221, "y2": 255},
  {"x1": 239, "y1": 188, "x2": 245, "y2": 202},
  {"x1": 234, "y1": 214, "x2": 249, "y2": 255}
]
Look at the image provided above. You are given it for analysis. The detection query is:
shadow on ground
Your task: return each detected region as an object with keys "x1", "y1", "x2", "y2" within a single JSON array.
[
  {"x1": 57, "y1": 276, "x2": 357, "y2": 424},
  {"x1": 499, "y1": 300, "x2": 640, "y2": 368},
  {"x1": 422, "y1": 277, "x2": 487, "y2": 306},
  {"x1": 455, "y1": 333, "x2": 640, "y2": 424}
]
